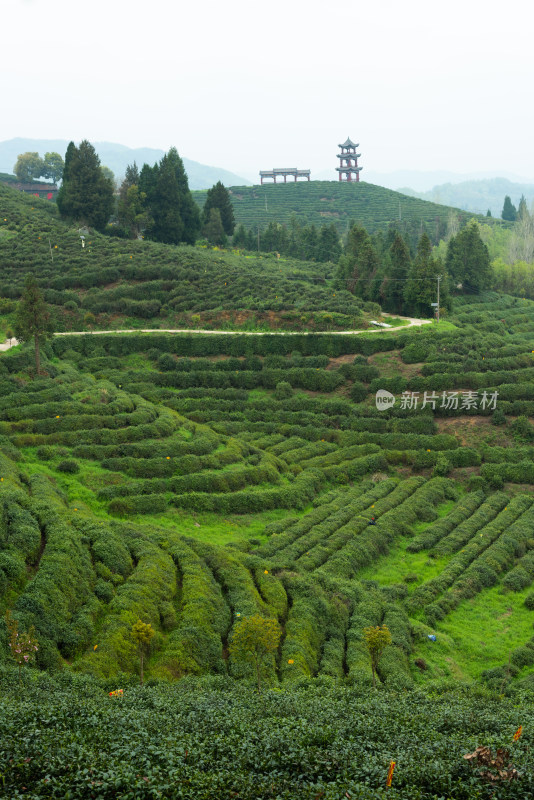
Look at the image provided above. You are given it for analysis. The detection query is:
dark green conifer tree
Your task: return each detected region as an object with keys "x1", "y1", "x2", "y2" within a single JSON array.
[
  {"x1": 147, "y1": 154, "x2": 184, "y2": 244},
  {"x1": 56, "y1": 140, "x2": 114, "y2": 230},
  {"x1": 203, "y1": 208, "x2": 227, "y2": 245},
  {"x1": 404, "y1": 233, "x2": 449, "y2": 316},
  {"x1": 202, "y1": 181, "x2": 235, "y2": 236},
  {"x1": 445, "y1": 221, "x2": 491, "y2": 293},
  {"x1": 335, "y1": 223, "x2": 370, "y2": 288},
  {"x1": 167, "y1": 147, "x2": 200, "y2": 244},
  {"x1": 14, "y1": 275, "x2": 54, "y2": 374},
  {"x1": 501, "y1": 195, "x2": 517, "y2": 221},
  {"x1": 232, "y1": 223, "x2": 248, "y2": 249},
  {"x1": 317, "y1": 223, "x2": 342, "y2": 262},
  {"x1": 56, "y1": 141, "x2": 76, "y2": 216},
  {"x1": 383, "y1": 232, "x2": 411, "y2": 313}
]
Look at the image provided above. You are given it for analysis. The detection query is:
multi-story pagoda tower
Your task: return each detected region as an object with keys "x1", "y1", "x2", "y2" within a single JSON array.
[{"x1": 336, "y1": 137, "x2": 362, "y2": 182}]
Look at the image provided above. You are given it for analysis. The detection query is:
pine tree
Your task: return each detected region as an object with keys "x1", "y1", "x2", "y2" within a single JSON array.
[
  {"x1": 166, "y1": 147, "x2": 200, "y2": 245},
  {"x1": 501, "y1": 195, "x2": 517, "y2": 221},
  {"x1": 55, "y1": 141, "x2": 75, "y2": 215},
  {"x1": 232, "y1": 223, "x2": 248, "y2": 249},
  {"x1": 404, "y1": 233, "x2": 449, "y2": 316},
  {"x1": 202, "y1": 181, "x2": 235, "y2": 236},
  {"x1": 56, "y1": 140, "x2": 114, "y2": 230},
  {"x1": 317, "y1": 223, "x2": 341, "y2": 262},
  {"x1": 446, "y1": 220, "x2": 491, "y2": 293},
  {"x1": 517, "y1": 194, "x2": 529, "y2": 221},
  {"x1": 140, "y1": 149, "x2": 200, "y2": 245},
  {"x1": 335, "y1": 223, "x2": 370, "y2": 288},
  {"x1": 148, "y1": 154, "x2": 184, "y2": 244},
  {"x1": 383, "y1": 232, "x2": 411, "y2": 313},
  {"x1": 118, "y1": 162, "x2": 147, "y2": 238},
  {"x1": 202, "y1": 208, "x2": 226, "y2": 245},
  {"x1": 14, "y1": 275, "x2": 54, "y2": 374}
]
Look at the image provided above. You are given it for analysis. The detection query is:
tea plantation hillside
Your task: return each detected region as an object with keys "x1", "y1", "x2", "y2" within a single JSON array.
[
  {"x1": 0, "y1": 291, "x2": 533, "y2": 691},
  {"x1": 2, "y1": 183, "x2": 534, "y2": 798},
  {"x1": 193, "y1": 180, "x2": 504, "y2": 237},
  {"x1": 0, "y1": 182, "x2": 377, "y2": 333}
]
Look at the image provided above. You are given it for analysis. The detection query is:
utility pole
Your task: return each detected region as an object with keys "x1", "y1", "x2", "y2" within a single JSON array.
[
  {"x1": 437, "y1": 274, "x2": 441, "y2": 323},
  {"x1": 257, "y1": 226, "x2": 260, "y2": 252}
]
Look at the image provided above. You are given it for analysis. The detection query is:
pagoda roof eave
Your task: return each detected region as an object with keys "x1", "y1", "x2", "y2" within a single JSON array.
[{"x1": 339, "y1": 137, "x2": 359, "y2": 147}]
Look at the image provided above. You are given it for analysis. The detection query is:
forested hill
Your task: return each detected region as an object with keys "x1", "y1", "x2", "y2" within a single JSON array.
[{"x1": 193, "y1": 181, "x2": 504, "y2": 239}]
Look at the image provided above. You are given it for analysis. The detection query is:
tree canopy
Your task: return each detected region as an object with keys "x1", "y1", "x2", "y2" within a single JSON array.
[
  {"x1": 56, "y1": 140, "x2": 114, "y2": 230},
  {"x1": 14, "y1": 275, "x2": 54, "y2": 374},
  {"x1": 501, "y1": 195, "x2": 517, "y2": 221},
  {"x1": 14, "y1": 152, "x2": 44, "y2": 182},
  {"x1": 446, "y1": 220, "x2": 491, "y2": 293},
  {"x1": 202, "y1": 181, "x2": 235, "y2": 236},
  {"x1": 139, "y1": 148, "x2": 200, "y2": 245}
]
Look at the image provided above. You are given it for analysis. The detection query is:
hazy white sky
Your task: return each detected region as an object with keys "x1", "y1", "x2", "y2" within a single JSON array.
[{"x1": 4, "y1": 0, "x2": 534, "y2": 181}]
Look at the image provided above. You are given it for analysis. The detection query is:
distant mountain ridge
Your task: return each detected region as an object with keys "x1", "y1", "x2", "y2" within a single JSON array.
[
  {"x1": 396, "y1": 177, "x2": 534, "y2": 218},
  {"x1": 0, "y1": 138, "x2": 251, "y2": 190}
]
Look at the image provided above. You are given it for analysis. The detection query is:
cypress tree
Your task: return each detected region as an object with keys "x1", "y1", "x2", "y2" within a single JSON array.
[
  {"x1": 56, "y1": 140, "x2": 114, "y2": 230},
  {"x1": 202, "y1": 181, "x2": 235, "y2": 236},
  {"x1": 501, "y1": 195, "x2": 517, "y2": 221},
  {"x1": 14, "y1": 275, "x2": 54, "y2": 374},
  {"x1": 167, "y1": 147, "x2": 200, "y2": 244},
  {"x1": 317, "y1": 223, "x2": 341, "y2": 263},
  {"x1": 445, "y1": 221, "x2": 491, "y2": 293},
  {"x1": 148, "y1": 154, "x2": 184, "y2": 244},
  {"x1": 335, "y1": 223, "x2": 370, "y2": 288},
  {"x1": 404, "y1": 233, "x2": 449, "y2": 316},
  {"x1": 56, "y1": 141, "x2": 76, "y2": 217},
  {"x1": 517, "y1": 194, "x2": 529, "y2": 221},
  {"x1": 384, "y1": 232, "x2": 411, "y2": 313},
  {"x1": 203, "y1": 208, "x2": 227, "y2": 245}
]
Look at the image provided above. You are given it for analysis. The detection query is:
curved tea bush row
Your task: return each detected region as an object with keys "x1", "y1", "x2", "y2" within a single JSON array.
[
  {"x1": 11, "y1": 405, "x2": 177, "y2": 448},
  {"x1": 279, "y1": 576, "x2": 333, "y2": 683},
  {"x1": 431, "y1": 493, "x2": 511, "y2": 557},
  {"x1": 102, "y1": 460, "x2": 281, "y2": 502},
  {"x1": 157, "y1": 534, "x2": 230, "y2": 678},
  {"x1": 108, "y1": 470, "x2": 326, "y2": 516},
  {"x1": 406, "y1": 491, "x2": 486, "y2": 552},
  {"x1": 407, "y1": 494, "x2": 533, "y2": 615},
  {"x1": 502, "y1": 550, "x2": 534, "y2": 593},
  {"x1": 298, "y1": 478, "x2": 434, "y2": 573},
  {"x1": 256, "y1": 481, "x2": 393, "y2": 560},
  {"x1": 317, "y1": 478, "x2": 454, "y2": 580},
  {"x1": 271, "y1": 481, "x2": 399, "y2": 568},
  {"x1": 424, "y1": 504, "x2": 534, "y2": 623},
  {"x1": 481, "y1": 460, "x2": 534, "y2": 487},
  {"x1": 71, "y1": 535, "x2": 177, "y2": 679},
  {"x1": 73, "y1": 429, "x2": 219, "y2": 462}
]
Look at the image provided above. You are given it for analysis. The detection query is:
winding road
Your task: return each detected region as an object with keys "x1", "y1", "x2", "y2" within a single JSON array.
[{"x1": 0, "y1": 316, "x2": 432, "y2": 352}]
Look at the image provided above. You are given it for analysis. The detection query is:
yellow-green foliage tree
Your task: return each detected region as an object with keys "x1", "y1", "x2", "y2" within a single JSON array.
[
  {"x1": 131, "y1": 620, "x2": 154, "y2": 685},
  {"x1": 363, "y1": 624, "x2": 392, "y2": 689},
  {"x1": 229, "y1": 614, "x2": 281, "y2": 692}
]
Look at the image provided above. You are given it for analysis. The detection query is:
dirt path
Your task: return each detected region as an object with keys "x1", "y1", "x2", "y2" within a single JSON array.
[{"x1": 0, "y1": 316, "x2": 432, "y2": 351}]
